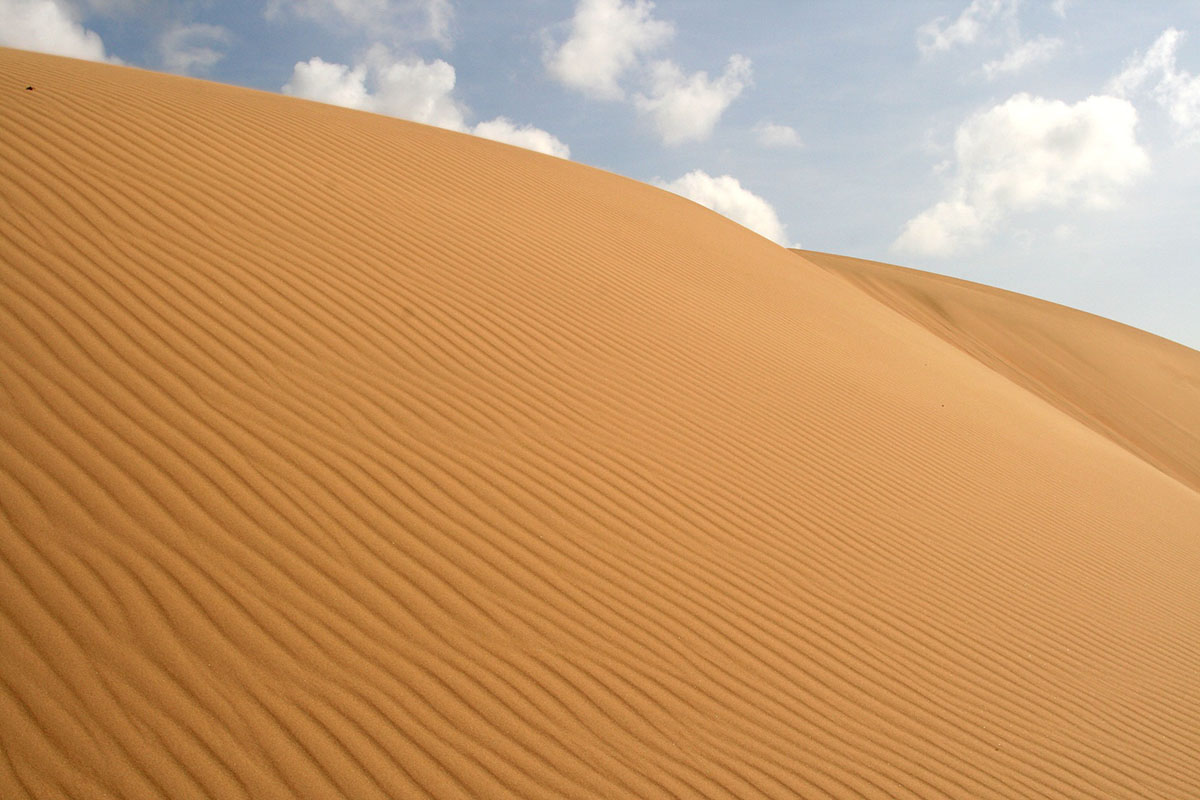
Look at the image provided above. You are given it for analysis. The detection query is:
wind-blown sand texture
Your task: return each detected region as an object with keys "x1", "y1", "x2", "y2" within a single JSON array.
[{"x1": 2, "y1": 48, "x2": 1199, "y2": 799}]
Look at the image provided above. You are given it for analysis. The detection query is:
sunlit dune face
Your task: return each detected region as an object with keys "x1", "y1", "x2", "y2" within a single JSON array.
[{"x1": 2, "y1": 48, "x2": 1199, "y2": 800}]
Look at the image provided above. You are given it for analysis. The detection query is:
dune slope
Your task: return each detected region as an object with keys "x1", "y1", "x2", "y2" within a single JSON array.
[
  {"x1": 2, "y1": 48, "x2": 1199, "y2": 799},
  {"x1": 800, "y1": 250, "x2": 1200, "y2": 495}
]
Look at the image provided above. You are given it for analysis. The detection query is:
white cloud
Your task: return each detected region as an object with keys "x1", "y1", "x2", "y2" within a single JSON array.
[
  {"x1": 424, "y1": 0, "x2": 453, "y2": 44},
  {"x1": 158, "y1": 23, "x2": 231, "y2": 75},
  {"x1": 1050, "y1": 0, "x2": 1071, "y2": 18},
  {"x1": 546, "y1": 0, "x2": 748, "y2": 143},
  {"x1": 983, "y1": 35, "x2": 1062, "y2": 79},
  {"x1": 1110, "y1": 29, "x2": 1200, "y2": 143},
  {"x1": 1109, "y1": 29, "x2": 1181, "y2": 97},
  {"x1": 754, "y1": 122, "x2": 803, "y2": 148},
  {"x1": 658, "y1": 170, "x2": 789, "y2": 245},
  {"x1": 470, "y1": 117, "x2": 570, "y2": 158},
  {"x1": 363, "y1": 50, "x2": 468, "y2": 129},
  {"x1": 917, "y1": 0, "x2": 1015, "y2": 57},
  {"x1": 284, "y1": 48, "x2": 466, "y2": 129},
  {"x1": 895, "y1": 200, "x2": 988, "y2": 256},
  {"x1": 634, "y1": 55, "x2": 751, "y2": 144},
  {"x1": 283, "y1": 49, "x2": 569, "y2": 157},
  {"x1": 546, "y1": 0, "x2": 673, "y2": 100},
  {"x1": 894, "y1": 93, "x2": 1148, "y2": 256},
  {"x1": 0, "y1": 0, "x2": 111, "y2": 61},
  {"x1": 284, "y1": 57, "x2": 372, "y2": 108},
  {"x1": 267, "y1": 0, "x2": 454, "y2": 45}
]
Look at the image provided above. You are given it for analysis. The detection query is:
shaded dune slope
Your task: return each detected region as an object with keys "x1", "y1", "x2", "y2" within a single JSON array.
[
  {"x1": 800, "y1": 250, "x2": 1200, "y2": 495},
  {"x1": 2, "y1": 48, "x2": 1199, "y2": 799}
]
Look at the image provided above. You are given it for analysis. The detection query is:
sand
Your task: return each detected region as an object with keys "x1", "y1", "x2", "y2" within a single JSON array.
[{"x1": 2, "y1": 47, "x2": 1198, "y2": 799}]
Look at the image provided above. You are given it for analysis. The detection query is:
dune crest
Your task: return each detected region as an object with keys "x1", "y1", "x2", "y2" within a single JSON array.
[
  {"x1": 2, "y1": 48, "x2": 1199, "y2": 799},
  {"x1": 800, "y1": 250, "x2": 1200, "y2": 494}
]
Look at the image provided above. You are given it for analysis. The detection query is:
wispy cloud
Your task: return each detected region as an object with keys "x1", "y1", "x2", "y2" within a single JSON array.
[
  {"x1": 919, "y1": 1, "x2": 1063, "y2": 81},
  {"x1": 917, "y1": 0, "x2": 1016, "y2": 57},
  {"x1": 1110, "y1": 28, "x2": 1200, "y2": 144},
  {"x1": 754, "y1": 122, "x2": 803, "y2": 148},
  {"x1": 159, "y1": 23, "x2": 232, "y2": 75},
  {"x1": 984, "y1": 35, "x2": 1062, "y2": 79}
]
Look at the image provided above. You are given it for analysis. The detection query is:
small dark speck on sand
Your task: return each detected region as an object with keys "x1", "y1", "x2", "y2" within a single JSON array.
[{"x1": 26, "y1": 86, "x2": 34, "y2": 91}]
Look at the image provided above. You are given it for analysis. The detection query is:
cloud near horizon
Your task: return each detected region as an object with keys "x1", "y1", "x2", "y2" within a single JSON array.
[
  {"x1": 0, "y1": 0, "x2": 112, "y2": 62},
  {"x1": 284, "y1": 48, "x2": 570, "y2": 158},
  {"x1": 469, "y1": 117, "x2": 571, "y2": 159},
  {"x1": 658, "y1": 170, "x2": 790, "y2": 245},
  {"x1": 894, "y1": 93, "x2": 1148, "y2": 257}
]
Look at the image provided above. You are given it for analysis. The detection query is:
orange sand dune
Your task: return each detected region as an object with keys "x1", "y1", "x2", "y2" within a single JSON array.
[
  {"x1": 2, "y1": 48, "x2": 1199, "y2": 799},
  {"x1": 800, "y1": 250, "x2": 1200, "y2": 495}
]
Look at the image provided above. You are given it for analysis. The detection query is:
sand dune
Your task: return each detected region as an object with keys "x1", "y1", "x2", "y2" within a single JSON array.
[
  {"x1": 800, "y1": 250, "x2": 1200, "y2": 495},
  {"x1": 2, "y1": 47, "x2": 1198, "y2": 799}
]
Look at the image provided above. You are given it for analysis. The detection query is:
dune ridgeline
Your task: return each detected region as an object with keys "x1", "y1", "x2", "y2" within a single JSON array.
[{"x1": 2, "y1": 48, "x2": 1199, "y2": 799}]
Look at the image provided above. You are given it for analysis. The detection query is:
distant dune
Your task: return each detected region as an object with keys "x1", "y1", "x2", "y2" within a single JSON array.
[{"x1": 2, "y1": 47, "x2": 1198, "y2": 799}]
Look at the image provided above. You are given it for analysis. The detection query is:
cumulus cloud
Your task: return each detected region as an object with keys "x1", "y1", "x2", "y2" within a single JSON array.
[
  {"x1": 635, "y1": 55, "x2": 751, "y2": 144},
  {"x1": 283, "y1": 49, "x2": 569, "y2": 157},
  {"x1": 984, "y1": 35, "x2": 1062, "y2": 79},
  {"x1": 353, "y1": 50, "x2": 467, "y2": 128},
  {"x1": 545, "y1": 0, "x2": 749, "y2": 143},
  {"x1": 284, "y1": 49, "x2": 466, "y2": 128},
  {"x1": 917, "y1": 0, "x2": 1015, "y2": 57},
  {"x1": 158, "y1": 23, "x2": 231, "y2": 75},
  {"x1": 267, "y1": 0, "x2": 454, "y2": 45},
  {"x1": 754, "y1": 122, "x2": 803, "y2": 148},
  {"x1": 285, "y1": 57, "x2": 371, "y2": 107},
  {"x1": 658, "y1": 170, "x2": 789, "y2": 245},
  {"x1": 1110, "y1": 29, "x2": 1200, "y2": 143},
  {"x1": 545, "y1": 0, "x2": 673, "y2": 100},
  {"x1": 894, "y1": 93, "x2": 1148, "y2": 256},
  {"x1": 470, "y1": 117, "x2": 570, "y2": 159},
  {"x1": 0, "y1": 0, "x2": 111, "y2": 61}
]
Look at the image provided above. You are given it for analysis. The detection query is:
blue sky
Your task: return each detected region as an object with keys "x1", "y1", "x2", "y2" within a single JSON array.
[{"x1": 5, "y1": 0, "x2": 1199, "y2": 349}]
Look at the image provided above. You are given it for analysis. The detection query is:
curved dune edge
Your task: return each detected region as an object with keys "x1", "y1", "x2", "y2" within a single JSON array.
[
  {"x1": 798, "y1": 249, "x2": 1200, "y2": 495},
  {"x1": 2, "y1": 48, "x2": 1199, "y2": 799}
]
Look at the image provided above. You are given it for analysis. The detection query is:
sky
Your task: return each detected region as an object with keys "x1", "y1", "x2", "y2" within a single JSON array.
[{"x1": 4, "y1": 0, "x2": 1199, "y2": 349}]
